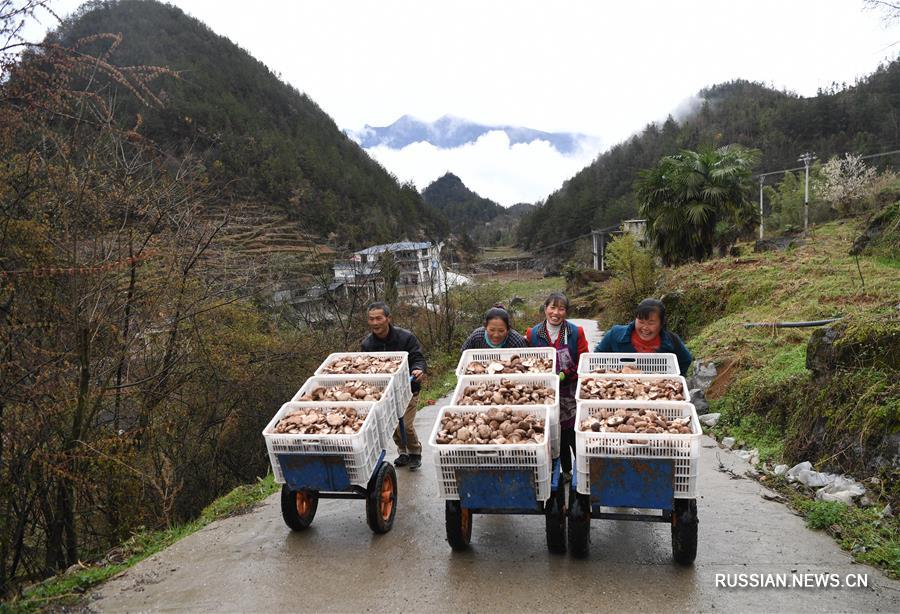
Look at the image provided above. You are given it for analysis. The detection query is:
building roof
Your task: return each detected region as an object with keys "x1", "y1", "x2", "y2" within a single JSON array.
[{"x1": 355, "y1": 241, "x2": 432, "y2": 256}]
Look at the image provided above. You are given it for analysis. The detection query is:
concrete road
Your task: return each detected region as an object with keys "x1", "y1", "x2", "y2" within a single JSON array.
[{"x1": 93, "y1": 331, "x2": 899, "y2": 613}]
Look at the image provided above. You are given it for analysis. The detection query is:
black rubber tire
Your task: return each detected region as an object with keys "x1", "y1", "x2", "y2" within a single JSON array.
[
  {"x1": 281, "y1": 485, "x2": 318, "y2": 531},
  {"x1": 545, "y1": 485, "x2": 567, "y2": 554},
  {"x1": 567, "y1": 486, "x2": 590, "y2": 559},
  {"x1": 366, "y1": 462, "x2": 398, "y2": 534},
  {"x1": 671, "y1": 498, "x2": 698, "y2": 566},
  {"x1": 445, "y1": 500, "x2": 472, "y2": 551}
]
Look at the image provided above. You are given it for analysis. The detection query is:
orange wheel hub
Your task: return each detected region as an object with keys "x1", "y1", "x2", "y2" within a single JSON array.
[{"x1": 380, "y1": 474, "x2": 395, "y2": 521}]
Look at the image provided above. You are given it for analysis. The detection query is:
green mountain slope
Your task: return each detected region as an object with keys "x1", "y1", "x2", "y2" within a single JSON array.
[
  {"x1": 52, "y1": 0, "x2": 446, "y2": 246},
  {"x1": 421, "y1": 173, "x2": 534, "y2": 246},
  {"x1": 518, "y1": 61, "x2": 900, "y2": 253}
]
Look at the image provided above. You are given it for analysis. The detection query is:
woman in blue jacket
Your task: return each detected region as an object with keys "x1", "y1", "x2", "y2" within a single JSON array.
[{"x1": 595, "y1": 298, "x2": 692, "y2": 376}]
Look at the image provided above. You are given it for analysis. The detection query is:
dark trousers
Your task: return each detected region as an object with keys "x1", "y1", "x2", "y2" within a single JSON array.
[{"x1": 560, "y1": 426, "x2": 576, "y2": 473}]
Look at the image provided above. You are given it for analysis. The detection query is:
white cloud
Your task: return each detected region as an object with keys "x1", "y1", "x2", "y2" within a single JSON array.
[{"x1": 365, "y1": 130, "x2": 603, "y2": 207}]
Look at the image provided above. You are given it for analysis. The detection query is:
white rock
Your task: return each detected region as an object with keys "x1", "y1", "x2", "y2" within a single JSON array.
[
  {"x1": 734, "y1": 450, "x2": 754, "y2": 462},
  {"x1": 819, "y1": 475, "x2": 865, "y2": 498},
  {"x1": 722, "y1": 437, "x2": 736, "y2": 449},
  {"x1": 816, "y1": 489, "x2": 854, "y2": 505},
  {"x1": 881, "y1": 504, "x2": 893, "y2": 518},
  {"x1": 774, "y1": 464, "x2": 789, "y2": 476},
  {"x1": 786, "y1": 461, "x2": 812, "y2": 482},
  {"x1": 698, "y1": 413, "x2": 721, "y2": 427},
  {"x1": 798, "y1": 469, "x2": 836, "y2": 488}
]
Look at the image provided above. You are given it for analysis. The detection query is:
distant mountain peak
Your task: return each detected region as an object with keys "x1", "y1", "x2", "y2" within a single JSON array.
[{"x1": 348, "y1": 115, "x2": 595, "y2": 155}]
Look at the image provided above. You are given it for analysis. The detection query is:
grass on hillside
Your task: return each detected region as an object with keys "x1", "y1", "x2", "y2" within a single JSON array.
[{"x1": 654, "y1": 216, "x2": 899, "y2": 576}]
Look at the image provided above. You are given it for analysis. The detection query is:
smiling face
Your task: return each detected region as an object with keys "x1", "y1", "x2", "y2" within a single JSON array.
[
  {"x1": 545, "y1": 300, "x2": 567, "y2": 326},
  {"x1": 635, "y1": 310, "x2": 662, "y2": 341},
  {"x1": 367, "y1": 308, "x2": 391, "y2": 338},
  {"x1": 485, "y1": 317, "x2": 510, "y2": 346}
]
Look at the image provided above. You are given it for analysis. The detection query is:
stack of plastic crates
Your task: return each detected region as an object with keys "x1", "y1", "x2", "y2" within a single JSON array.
[
  {"x1": 454, "y1": 348, "x2": 560, "y2": 459},
  {"x1": 292, "y1": 374, "x2": 396, "y2": 450},
  {"x1": 574, "y1": 352, "x2": 699, "y2": 499},
  {"x1": 316, "y1": 351, "x2": 412, "y2": 419},
  {"x1": 430, "y1": 405, "x2": 552, "y2": 502}
]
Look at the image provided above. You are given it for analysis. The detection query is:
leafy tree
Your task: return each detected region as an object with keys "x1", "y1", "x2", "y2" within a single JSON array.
[
  {"x1": 379, "y1": 251, "x2": 399, "y2": 306},
  {"x1": 602, "y1": 233, "x2": 656, "y2": 324},
  {"x1": 637, "y1": 145, "x2": 760, "y2": 265}
]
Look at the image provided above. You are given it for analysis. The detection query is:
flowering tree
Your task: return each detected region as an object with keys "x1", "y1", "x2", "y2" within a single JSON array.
[{"x1": 816, "y1": 154, "x2": 876, "y2": 215}]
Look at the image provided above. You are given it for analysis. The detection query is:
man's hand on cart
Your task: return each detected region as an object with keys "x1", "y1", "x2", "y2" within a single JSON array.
[{"x1": 411, "y1": 369, "x2": 424, "y2": 382}]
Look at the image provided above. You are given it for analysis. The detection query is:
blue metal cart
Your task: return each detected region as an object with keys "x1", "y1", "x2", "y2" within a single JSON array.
[
  {"x1": 442, "y1": 456, "x2": 566, "y2": 553},
  {"x1": 566, "y1": 457, "x2": 698, "y2": 564}
]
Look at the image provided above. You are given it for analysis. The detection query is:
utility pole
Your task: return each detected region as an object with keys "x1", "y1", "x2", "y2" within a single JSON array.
[
  {"x1": 758, "y1": 175, "x2": 765, "y2": 240},
  {"x1": 798, "y1": 152, "x2": 816, "y2": 234}
]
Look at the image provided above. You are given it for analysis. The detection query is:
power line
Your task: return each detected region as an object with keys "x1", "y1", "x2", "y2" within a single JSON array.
[{"x1": 754, "y1": 147, "x2": 900, "y2": 179}]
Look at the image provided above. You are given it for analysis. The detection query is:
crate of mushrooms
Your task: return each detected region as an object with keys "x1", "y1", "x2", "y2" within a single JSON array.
[
  {"x1": 576, "y1": 373, "x2": 690, "y2": 403},
  {"x1": 262, "y1": 401, "x2": 381, "y2": 487},
  {"x1": 452, "y1": 374, "x2": 559, "y2": 406},
  {"x1": 292, "y1": 375, "x2": 396, "y2": 449},
  {"x1": 573, "y1": 400, "x2": 701, "y2": 498},
  {"x1": 455, "y1": 347, "x2": 556, "y2": 377},
  {"x1": 452, "y1": 374, "x2": 560, "y2": 458},
  {"x1": 315, "y1": 352, "x2": 411, "y2": 416},
  {"x1": 577, "y1": 352, "x2": 679, "y2": 375},
  {"x1": 430, "y1": 406, "x2": 552, "y2": 501}
]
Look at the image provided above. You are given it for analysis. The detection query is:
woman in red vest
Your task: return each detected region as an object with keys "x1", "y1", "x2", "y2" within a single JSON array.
[{"x1": 526, "y1": 292, "x2": 589, "y2": 478}]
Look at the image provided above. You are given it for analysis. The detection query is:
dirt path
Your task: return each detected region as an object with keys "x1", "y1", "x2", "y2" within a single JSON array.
[{"x1": 92, "y1": 382, "x2": 900, "y2": 613}]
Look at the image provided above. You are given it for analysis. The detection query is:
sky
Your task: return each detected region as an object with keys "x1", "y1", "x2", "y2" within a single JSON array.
[{"x1": 22, "y1": 0, "x2": 900, "y2": 205}]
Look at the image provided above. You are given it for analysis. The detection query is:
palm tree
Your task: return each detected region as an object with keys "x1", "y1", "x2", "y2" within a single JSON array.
[{"x1": 637, "y1": 145, "x2": 760, "y2": 265}]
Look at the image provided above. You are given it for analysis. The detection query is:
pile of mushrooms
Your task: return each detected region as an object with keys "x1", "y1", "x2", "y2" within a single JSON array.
[
  {"x1": 435, "y1": 408, "x2": 545, "y2": 445},
  {"x1": 271, "y1": 407, "x2": 366, "y2": 435},
  {"x1": 298, "y1": 380, "x2": 383, "y2": 402},
  {"x1": 320, "y1": 355, "x2": 403, "y2": 375},
  {"x1": 456, "y1": 379, "x2": 556, "y2": 405},
  {"x1": 579, "y1": 407, "x2": 693, "y2": 434},
  {"x1": 579, "y1": 377, "x2": 685, "y2": 401},
  {"x1": 465, "y1": 355, "x2": 553, "y2": 374}
]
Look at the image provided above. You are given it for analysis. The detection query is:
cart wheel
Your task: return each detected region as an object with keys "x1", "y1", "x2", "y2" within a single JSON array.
[
  {"x1": 567, "y1": 485, "x2": 590, "y2": 559},
  {"x1": 445, "y1": 500, "x2": 472, "y2": 551},
  {"x1": 671, "y1": 498, "x2": 698, "y2": 566},
  {"x1": 281, "y1": 485, "x2": 318, "y2": 531},
  {"x1": 366, "y1": 462, "x2": 398, "y2": 534},
  {"x1": 544, "y1": 485, "x2": 567, "y2": 554}
]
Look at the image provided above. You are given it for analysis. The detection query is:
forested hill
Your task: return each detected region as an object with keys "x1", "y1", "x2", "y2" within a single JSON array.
[
  {"x1": 517, "y1": 60, "x2": 900, "y2": 253},
  {"x1": 421, "y1": 172, "x2": 505, "y2": 229},
  {"x1": 421, "y1": 173, "x2": 534, "y2": 245},
  {"x1": 52, "y1": 0, "x2": 445, "y2": 246}
]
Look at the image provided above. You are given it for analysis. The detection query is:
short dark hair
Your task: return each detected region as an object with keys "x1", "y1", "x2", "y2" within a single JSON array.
[
  {"x1": 635, "y1": 298, "x2": 666, "y2": 330},
  {"x1": 367, "y1": 301, "x2": 391, "y2": 317},
  {"x1": 483, "y1": 304, "x2": 510, "y2": 328},
  {"x1": 543, "y1": 292, "x2": 569, "y2": 311}
]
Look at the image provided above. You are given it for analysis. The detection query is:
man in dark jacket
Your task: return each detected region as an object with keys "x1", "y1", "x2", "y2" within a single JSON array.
[{"x1": 361, "y1": 302, "x2": 427, "y2": 470}]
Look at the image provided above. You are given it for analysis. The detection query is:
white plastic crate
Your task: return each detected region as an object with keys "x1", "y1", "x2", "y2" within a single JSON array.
[
  {"x1": 455, "y1": 347, "x2": 556, "y2": 377},
  {"x1": 547, "y1": 403, "x2": 560, "y2": 459},
  {"x1": 315, "y1": 351, "x2": 412, "y2": 417},
  {"x1": 429, "y1": 406, "x2": 552, "y2": 502},
  {"x1": 576, "y1": 373, "x2": 690, "y2": 403},
  {"x1": 292, "y1": 375, "x2": 395, "y2": 449},
  {"x1": 574, "y1": 400, "x2": 701, "y2": 499},
  {"x1": 452, "y1": 373, "x2": 559, "y2": 407},
  {"x1": 262, "y1": 401, "x2": 381, "y2": 488},
  {"x1": 578, "y1": 352, "x2": 679, "y2": 375}
]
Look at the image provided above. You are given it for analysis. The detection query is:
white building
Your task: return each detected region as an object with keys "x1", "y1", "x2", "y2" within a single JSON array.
[{"x1": 333, "y1": 241, "x2": 452, "y2": 299}]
